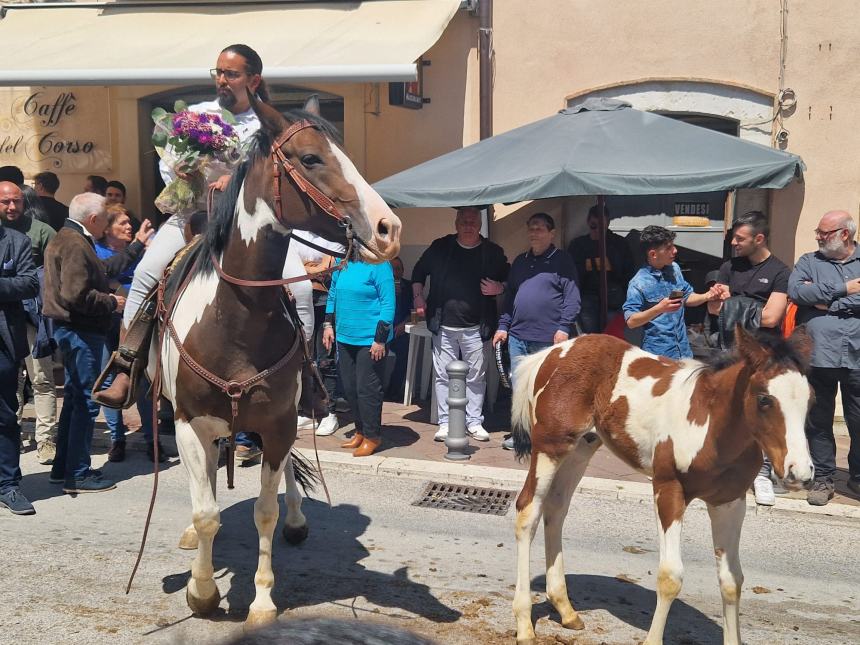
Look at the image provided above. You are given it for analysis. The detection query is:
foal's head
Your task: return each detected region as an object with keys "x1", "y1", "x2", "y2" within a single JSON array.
[
  {"x1": 734, "y1": 327, "x2": 814, "y2": 489},
  {"x1": 248, "y1": 94, "x2": 400, "y2": 262}
]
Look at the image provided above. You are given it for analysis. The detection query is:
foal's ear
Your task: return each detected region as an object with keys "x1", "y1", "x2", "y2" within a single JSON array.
[
  {"x1": 735, "y1": 325, "x2": 767, "y2": 366},
  {"x1": 303, "y1": 94, "x2": 321, "y2": 116},
  {"x1": 247, "y1": 88, "x2": 286, "y2": 137}
]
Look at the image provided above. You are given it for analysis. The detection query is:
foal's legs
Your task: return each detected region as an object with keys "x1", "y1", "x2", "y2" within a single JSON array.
[
  {"x1": 644, "y1": 483, "x2": 687, "y2": 645},
  {"x1": 707, "y1": 497, "x2": 746, "y2": 645},
  {"x1": 543, "y1": 433, "x2": 602, "y2": 631},
  {"x1": 246, "y1": 451, "x2": 290, "y2": 627},
  {"x1": 513, "y1": 448, "x2": 561, "y2": 644},
  {"x1": 282, "y1": 453, "x2": 309, "y2": 544},
  {"x1": 175, "y1": 417, "x2": 223, "y2": 615}
]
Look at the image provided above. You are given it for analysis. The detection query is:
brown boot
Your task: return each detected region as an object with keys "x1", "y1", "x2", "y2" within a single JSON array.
[
  {"x1": 352, "y1": 437, "x2": 381, "y2": 457},
  {"x1": 341, "y1": 433, "x2": 364, "y2": 449},
  {"x1": 93, "y1": 372, "x2": 131, "y2": 408}
]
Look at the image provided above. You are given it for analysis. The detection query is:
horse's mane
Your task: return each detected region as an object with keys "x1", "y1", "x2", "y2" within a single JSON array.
[
  {"x1": 194, "y1": 108, "x2": 343, "y2": 276},
  {"x1": 693, "y1": 330, "x2": 808, "y2": 375}
]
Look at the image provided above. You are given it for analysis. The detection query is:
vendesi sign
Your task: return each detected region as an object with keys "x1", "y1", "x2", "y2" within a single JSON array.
[{"x1": 0, "y1": 87, "x2": 112, "y2": 174}]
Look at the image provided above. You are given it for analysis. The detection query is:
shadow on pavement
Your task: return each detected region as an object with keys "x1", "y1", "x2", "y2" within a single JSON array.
[
  {"x1": 530, "y1": 573, "x2": 723, "y2": 644},
  {"x1": 20, "y1": 449, "x2": 180, "y2": 503},
  {"x1": 162, "y1": 496, "x2": 461, "y2": 624}
]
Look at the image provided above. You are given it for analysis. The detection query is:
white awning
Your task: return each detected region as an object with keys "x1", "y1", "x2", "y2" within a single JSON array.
[{"x1": 0, "y1": 0, "x2": 461, "y2": 86}]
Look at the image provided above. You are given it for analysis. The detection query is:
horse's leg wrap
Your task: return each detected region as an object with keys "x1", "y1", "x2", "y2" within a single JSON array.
[{"x1": 92, "y1": 288, "x2": 158, "y2": 409}]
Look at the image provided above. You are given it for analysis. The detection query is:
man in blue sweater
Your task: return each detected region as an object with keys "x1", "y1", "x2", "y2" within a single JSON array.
[{"x1": 493, "y1": 213, "x2": 580, "y2": 450}]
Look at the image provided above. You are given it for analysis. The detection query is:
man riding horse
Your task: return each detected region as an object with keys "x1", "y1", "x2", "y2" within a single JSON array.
[{"x1": 96, "y1": 44, "x2": 334, "y2": 413}]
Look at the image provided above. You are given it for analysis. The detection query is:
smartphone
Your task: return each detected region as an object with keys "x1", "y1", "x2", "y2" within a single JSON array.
[{"x1": 668, "y1": 289, "x2": 685, "y2": 300}]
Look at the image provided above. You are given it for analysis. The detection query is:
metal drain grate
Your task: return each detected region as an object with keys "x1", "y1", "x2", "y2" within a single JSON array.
[{"x1": 412, "y1": 482, "x2": 515, "y2": 516}]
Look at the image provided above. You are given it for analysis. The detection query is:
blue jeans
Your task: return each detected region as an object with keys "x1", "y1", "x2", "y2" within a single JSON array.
[
  {"x1": 0, "y1": 347, "x2": 22, "y2": 491},
  {"x1": 508, "y1": 335, "x2": 553, "y2": 389},
  {"x1": 54, "y1": 325, "x2": 105, "y2": 480}
]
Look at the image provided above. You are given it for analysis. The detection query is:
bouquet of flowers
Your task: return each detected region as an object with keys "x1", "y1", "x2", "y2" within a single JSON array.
[{"x1": 152, "y1": 100, "x2": 242, "y2": 217}]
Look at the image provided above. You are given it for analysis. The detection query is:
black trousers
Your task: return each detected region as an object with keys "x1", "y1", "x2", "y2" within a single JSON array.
[
  {"x1": 337, "y1": 342, "x2": 385, "y2": 439},
  {"x1": 313, "y1": 303, "x2": 337, "y2": 414},
  {"x1": 0, "y1": 349, "x2": 22, "y2": 491},
  {"x1": 806, "y1": 366, "x2": 860, "y2": 482}
]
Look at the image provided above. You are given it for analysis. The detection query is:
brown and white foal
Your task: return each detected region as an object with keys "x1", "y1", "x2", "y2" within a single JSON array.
[{"x1": 510, "y1": 328, "x2": 814, "y2": 645}]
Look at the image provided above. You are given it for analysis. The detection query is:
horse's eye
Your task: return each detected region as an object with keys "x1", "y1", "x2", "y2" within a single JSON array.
[
  {"x1": 757, "y1": 394, "x2": 773, "y2": 410},
  {"x1": 300, "y1": 154, "x2": 323, "y2": 168}
]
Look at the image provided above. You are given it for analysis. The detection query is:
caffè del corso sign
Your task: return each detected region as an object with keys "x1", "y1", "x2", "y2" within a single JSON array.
[{"x1": 0, "y1": 87, "x2": 112, "y2": 175}]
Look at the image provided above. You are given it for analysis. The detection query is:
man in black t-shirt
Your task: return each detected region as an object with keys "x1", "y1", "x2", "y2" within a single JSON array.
[
  {"x1": 412, "y1": 207, "x2": 509, "y2": 443},
  {"x1": 567, "y1": 204, "x2": 636, "y2": 333},
  {"x1": 715, "y1": 210, "x2": 790, "y2": 506},
  {"x1": 34, "y1": 172, "x2": 69, "y2": 232}
]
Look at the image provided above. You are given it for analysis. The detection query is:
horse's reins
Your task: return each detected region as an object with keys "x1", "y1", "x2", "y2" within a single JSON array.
[{"x1": 126, "y1": 120, "x2": 357, "y2": 594}]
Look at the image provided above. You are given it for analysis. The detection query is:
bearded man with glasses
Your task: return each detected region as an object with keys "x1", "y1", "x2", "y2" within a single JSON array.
[{"x1": 788, "y1": 210, "x2": 860, "y2": 505}]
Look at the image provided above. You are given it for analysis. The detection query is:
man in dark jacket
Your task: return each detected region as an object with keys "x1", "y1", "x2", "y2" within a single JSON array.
[
  {"x1": 43, "y1": 192, "x2": 145, "y2": 494},
  {"x1": 0, "y1": 196, "x2": 40, "y2": 515},
  {"x1": 412, "y1": 207, "x2": 509, "y2": 442}
]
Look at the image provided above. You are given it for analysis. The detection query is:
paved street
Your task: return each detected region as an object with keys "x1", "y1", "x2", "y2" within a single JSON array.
[{"x1": 4, "y1": 449, "x2": 858, "y2": 645}]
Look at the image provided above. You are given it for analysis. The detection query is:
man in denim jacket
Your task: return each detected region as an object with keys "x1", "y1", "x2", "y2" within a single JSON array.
[{"x1": 623, "y1": 226, "x2": 723, "y2": 359}]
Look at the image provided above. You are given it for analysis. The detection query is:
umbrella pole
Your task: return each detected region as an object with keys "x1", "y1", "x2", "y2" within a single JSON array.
[{"x1": 598, "y1": 195, "x2": 608, "y2": 331}]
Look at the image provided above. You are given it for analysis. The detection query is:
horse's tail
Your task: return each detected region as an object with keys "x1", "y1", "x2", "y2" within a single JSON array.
[
  {"x1": 510, "y1": 345, "x2": 557, "y2": 461},
  {"x1": 289, "y1": 448, "x2": 319, "y2": 494}
]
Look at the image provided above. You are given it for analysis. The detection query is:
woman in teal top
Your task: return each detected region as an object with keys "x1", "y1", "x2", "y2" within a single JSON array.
[{"x1": 322, "y1": 259, "x2": 395, "y2": 457}]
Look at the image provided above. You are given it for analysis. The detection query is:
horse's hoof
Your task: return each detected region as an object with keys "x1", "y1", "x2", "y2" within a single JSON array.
[
  {"x1": 178, "y1": 526, "x2": 199, "y2": 550},
  {"x1": 562, "y1": 615, "x2": 585, "y2": 630},
  {"x1": 282, "y1": 523, "x2": 308, "y2": 545},
  {"x1": 516, "y1": 638, "x2": 536, "y2": 645},
  {"x1": 245, "y1": 607, "x2": 278, "y2": 628},
  {"x1": 186, "y1": 585, "x2": 220, "y2": 616}
]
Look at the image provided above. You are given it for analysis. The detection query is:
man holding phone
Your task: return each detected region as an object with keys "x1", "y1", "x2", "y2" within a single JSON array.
[{"x1": 623, "y1": 226, "x2": 723, "y2": 359}]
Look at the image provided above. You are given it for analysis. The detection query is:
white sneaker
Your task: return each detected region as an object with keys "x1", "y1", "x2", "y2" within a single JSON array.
[
  {"x1": 314, "y1": 414, "x2": 339, "y2": 436},
  {"x1": 434, "y1": 425, "x2": 448, "y2": 441},
  {"x1": 297, "y1": 415, "x2": 314, "y2": 430},
  {"x1": 753, "y1": 475, "x2": 776, "y2": 506},
  {"x1": 467, "y1": 424, "x2": 490, "y2": 442}
]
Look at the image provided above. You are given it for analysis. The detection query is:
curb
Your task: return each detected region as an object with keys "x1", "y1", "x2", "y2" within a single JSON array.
[{"x1": 295, "y1": 448, "x2": 860, "y2": 521}]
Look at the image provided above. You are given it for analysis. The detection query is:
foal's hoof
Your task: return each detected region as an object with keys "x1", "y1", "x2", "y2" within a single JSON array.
[
  {"x1": 282, "y1": 523, "x2": 309, "y2": 545},
  {"x1": 178, "y1": 525, "x2": 199, "y2": 550},
  {"x1": 562, "y1": 615, "x2": 585, "y2": 630},
  {"x1": 245, "y1": 607, "x2": 278, "y2": 628},
  {"x1": 186, "y1": 585, "x2": 221, "y2": 616},
  {"x1": 516, "y1": 638, "x2": 536, "y2": 645}
]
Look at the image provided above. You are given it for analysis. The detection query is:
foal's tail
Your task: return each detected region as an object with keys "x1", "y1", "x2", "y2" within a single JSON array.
[
  {"x1": 290, "y1": 448, "x2": 320, "y2": 494},
  {"x1": 510, "y1": 345, "x2": 556, "y2": 461}
]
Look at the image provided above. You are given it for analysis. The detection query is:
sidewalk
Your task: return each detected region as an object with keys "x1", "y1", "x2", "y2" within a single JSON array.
[{"x1": 22, "y1": 388, "x2": 859, "y2": 512}]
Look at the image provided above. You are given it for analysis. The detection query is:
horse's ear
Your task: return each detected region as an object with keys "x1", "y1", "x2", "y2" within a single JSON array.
[
  {"x1": 303, "y1": 94, "x2": 321, "y2": 116},
  {"x1": 247, "y1": 88, "x2": 286, "y2": 137},
  {"x1": 788, "y1": 325, "x2": 813, "y2": 369},
  {"x1": 735, "y1": 325, "x2": 766, "y2": 366}
]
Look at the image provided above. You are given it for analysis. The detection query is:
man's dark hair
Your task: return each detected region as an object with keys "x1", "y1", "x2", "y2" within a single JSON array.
[
  {"x1": 34, "y1": 171, "x2": 60, "y2": 194},
  {"x1": 106, "y1": 180, "x2": 127, "y2": 197},
  {"x1": 87, "y1": 175, "x2": 108, "y2": 195},
  {"x1": 732, "y1": 210, "x2": 769, "y2": 242},
  {"x1": 0, "y1": 166, "x2": 24, "y2": 186},
  {"x1": 527, "y1": 212, "x2": 555, "y2": 230},
  {"x1": 639, "y1": 225, "x2": 676, "y2": 252},
  {"x1": 587, "y1": 204, "x2": 610, "y2": 219},
  {"x1": 222, "y1": 43, "x2": 270, "y2": 103},
  {"x1": 22, "y1": 185, "x2": 50, "y2": 224}
]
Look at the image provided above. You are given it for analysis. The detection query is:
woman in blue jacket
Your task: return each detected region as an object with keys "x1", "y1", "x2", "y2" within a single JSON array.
[{"x1": 322, "y1": 259, "x2": 394, "y2": 457}]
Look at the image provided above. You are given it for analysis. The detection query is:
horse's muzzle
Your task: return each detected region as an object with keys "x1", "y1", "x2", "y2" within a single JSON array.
[{"x1": 782, "y1": 462, "x2": 815, "y2": 490}]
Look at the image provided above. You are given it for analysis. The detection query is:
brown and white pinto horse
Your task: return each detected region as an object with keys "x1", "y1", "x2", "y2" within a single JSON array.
[
  {"x1": 510, "y1": 328, "x2": 814, "y2": 645},
  {"x1": 151, "y1": 96, "x2": 400, "y2": 626}
]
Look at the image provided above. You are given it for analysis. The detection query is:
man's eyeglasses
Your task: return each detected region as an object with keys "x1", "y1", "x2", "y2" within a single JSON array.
[
  {"x1": 209, "y1": 68, "x2": 245, "y2": 81},
  {"x1": 814, "y1": 227, "x2": 845, "y2": 238}
]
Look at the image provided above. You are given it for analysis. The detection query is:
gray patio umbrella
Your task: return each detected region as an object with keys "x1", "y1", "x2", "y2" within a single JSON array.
[{"x1": 373, "y1": 98, "x2": 804, "y2": 207}]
